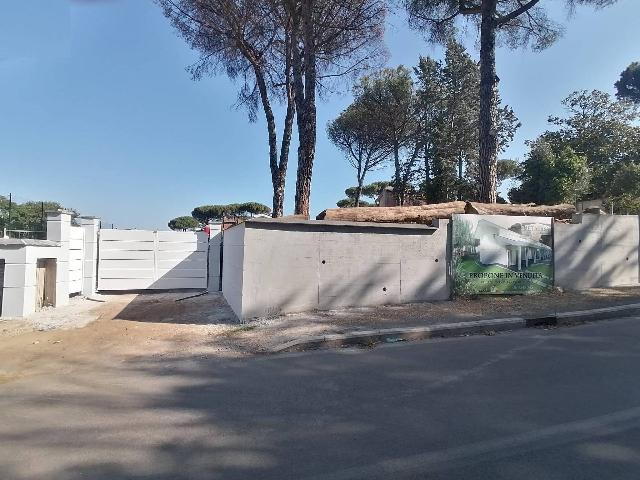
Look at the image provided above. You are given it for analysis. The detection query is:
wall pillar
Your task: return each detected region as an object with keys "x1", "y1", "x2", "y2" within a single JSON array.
[
  {"x1": 80, "y1": 216, "x2": 100, "y2": 296},
  {"x1": 208, "y1": 221, "x2": 223, "y2": 291},
  {"x1": 46, "y1": 210, "x2": 72, "y2": 307}
]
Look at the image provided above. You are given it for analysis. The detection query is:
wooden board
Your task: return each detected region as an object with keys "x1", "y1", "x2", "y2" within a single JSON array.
[{"x1": 36, "y1": 259, "x2": 56, "y2": 310}]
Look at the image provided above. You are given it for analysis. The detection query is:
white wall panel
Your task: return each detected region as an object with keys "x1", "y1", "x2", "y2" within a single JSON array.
[
  {"x1": 100, "y1": 230, "x2": 155, "y2": 241},
  {"x1": 99, "y1": 250, "x2": 155, "y2": 260},
  {"x1": 100, "y1": 241, "x2": 154, "y2": 251}
]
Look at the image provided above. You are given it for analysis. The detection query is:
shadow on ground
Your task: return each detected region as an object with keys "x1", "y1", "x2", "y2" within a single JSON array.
[{"x1": 3, "y1": 317, "x2": 640, "y2": 479}]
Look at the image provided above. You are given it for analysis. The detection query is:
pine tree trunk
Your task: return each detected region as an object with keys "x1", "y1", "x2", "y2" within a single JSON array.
[
  {"x1": 272, "y1": 23, "x2": 296, "y2": 218},
  {"x1": 354, "y1": 184, "x2": 363, "y2": 208},
  {"x1": 253, "y1": 65, "x2": 285, "y2": 218},
  {"x1": 355, "y1": 163, "x2": 364, "y2": 207},
  {"x1": 293, "y1": 0, "x2": 316, "y2": 218},
  {"x1": 272, "y1": 185, "x2": 285, "y2": 218},
  {"x1": 478, "y1": 0, "x2": 499, "y2": 203},
  {"x1": 393, "y1": 142, "x2": 402, "y2": 205}
]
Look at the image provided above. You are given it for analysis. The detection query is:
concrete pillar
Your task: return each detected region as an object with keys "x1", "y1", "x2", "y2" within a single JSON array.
[
  {"x1": 517, "y1": 246, "x2": 522, "y2": 271},
  {"x1": 525, "y1": 247, "x2": 529, "y2": 268},
  {"x1": 208, "y1": 221, "x2": 223, "y2": 291},
  {"x1": 46, "y1": 210, "x2": 72, "y2": 307},
  {"x1": 207, "y1": 221, "x2": 222, "y2": 239},
  {"x1": 80, "y1": 216, "x2": 100, "y2": 296}
]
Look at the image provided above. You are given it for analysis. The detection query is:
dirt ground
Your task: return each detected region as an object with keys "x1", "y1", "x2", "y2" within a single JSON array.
[{"x1": 2, "y1": 287, "x2": 640, "y2": 385}]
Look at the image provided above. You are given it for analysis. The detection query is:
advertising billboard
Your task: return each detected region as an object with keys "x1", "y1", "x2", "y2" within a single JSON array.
[{"x1": 452, "y1": 214, "x2": 553, "y2": 295}]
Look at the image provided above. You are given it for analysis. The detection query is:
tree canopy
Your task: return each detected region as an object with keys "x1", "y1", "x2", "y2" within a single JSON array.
[
  {"x1": 331, "y1": 41, "x2": 519, "y2": 207},
  {"x1": 168, "y1": 216, "x2": 200, "y2": 231},
  {"x1": 0, "y1": 196, "x2": 69, "y2": 233},
  {"x1": 190, "y1": 202, "x2": 272, "y2": 223},
  {"x1": 158, "y1": 0, "x2": 387, "y2": 217},
  {"x1": 546, "y1": 89, "x2": 640, "y2": 197},
  {"x1": 605, "y1": 163, "x2": 640, "y2": 214},
  {"x1": 404, "y1": 0, "x2": 618, "y2": 203},
  {"x1": 336, "y1": 182, "x2": 390, "y2": 207},
  {"x1": 615, "y1": 62, "x2": 640, "y2": 104},
  {"x1": 509, "y1": 139, "x2": 590, "y2": 205},
  {"x1": 327, "y1": 85, "x2": 391, "y2": 207}
]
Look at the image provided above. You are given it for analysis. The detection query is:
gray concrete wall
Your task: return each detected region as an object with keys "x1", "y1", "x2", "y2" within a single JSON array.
[
  {"x1": 222, "y1": 214, "x2": 640, "y2": 320},
  {"x1": 221, "y1": 224, "x2": 246, "y2": 318},
  {"x1": 224, "y1": 220, "x2": 449, "y2": 320},
  {"x1": 554, "y1": 214, "x2": 640, "y2": 290}
]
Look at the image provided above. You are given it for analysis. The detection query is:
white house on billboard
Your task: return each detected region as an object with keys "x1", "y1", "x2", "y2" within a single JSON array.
[{"x1": 475, "y1": 219, "x2": 552, "y2": 270}]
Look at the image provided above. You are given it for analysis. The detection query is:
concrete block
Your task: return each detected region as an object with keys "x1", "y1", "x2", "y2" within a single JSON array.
[
  {"x1": 82, "y1": 276, "x2": 96, "y2": 296},
  {"x1": 46, "y1": 212, "x2": 72, "y2": 242},
  {"x1": 2, "y1": 263, "x2": 35, "y2": 288},
  {"x1": 400, "y1": 258, "x2": 448, "y2": 302},
  {"x1": 25, "y1": 246, "x2": 62, "y2": 264},
  {"x1": 55, "y1": 282, "x2": 69, "y2": 306},
  {"x1": 0, "y1": 247, "x2": 27, "y2": 264},
  {"x1": 69, "y1": 226, "x2": 85, "y2": 241},
  {"x1": 599, "y1": 245, "x2": 639, "y2": 286},
  {"x1": 83, "y1": 241, "x2": 98, "y2": 260},
  {"x1": 601, "y1": 216, "x2": 640, "y2": 248},
  {"x1": 1, "y1": 287, "x2": 30, "y2": 317}
]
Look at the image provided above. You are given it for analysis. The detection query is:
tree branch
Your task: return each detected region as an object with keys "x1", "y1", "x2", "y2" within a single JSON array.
[{"x1": 496, "y1": 0, "x2": 542, "y2": 26}]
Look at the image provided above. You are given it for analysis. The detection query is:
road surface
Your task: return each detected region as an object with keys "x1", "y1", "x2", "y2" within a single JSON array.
[{"x1": 2, "y1": 316, "x2": 640, "y2": 479}]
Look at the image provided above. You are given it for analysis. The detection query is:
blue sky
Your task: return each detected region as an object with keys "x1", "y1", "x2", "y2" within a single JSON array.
[{"x1": 1, "y1": 0, "x2": 638, "y2": 229}]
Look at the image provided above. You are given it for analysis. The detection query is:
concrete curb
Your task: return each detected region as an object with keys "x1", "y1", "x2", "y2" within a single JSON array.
[{"x1": 270, "y1": 302, "x2": 640, "y2": 353}]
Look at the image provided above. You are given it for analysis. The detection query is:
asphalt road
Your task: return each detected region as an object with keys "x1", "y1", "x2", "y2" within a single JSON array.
[{"x1": 3, "y1": 316, "x2": 640, "y2": 479}]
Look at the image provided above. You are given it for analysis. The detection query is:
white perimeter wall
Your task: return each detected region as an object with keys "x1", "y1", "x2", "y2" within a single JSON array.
[
  {"x1": 0, "y1": 244, "x2": 69, "y2": 317},
  {"x1": 223, "y1": 221, "x2": 449, "y2": 320},
  {"x1": 98, "y1": 229, "x2": 208, "y2": 290},
  {"x1": 68, "y1": 226, "x2": 84, "y2": 294}
]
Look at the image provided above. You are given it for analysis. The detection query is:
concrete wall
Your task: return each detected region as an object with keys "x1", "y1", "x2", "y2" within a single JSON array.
[
  {"x1": 223, "y1": 220, "x2": 449, "y2": 320},
  {"x1": 555, "y1": 214, "x2": 639, "y2": 290},
  {"x1": 221, "y1": 223, "x2": 245, "y2": 316},
  {"x1": 0, "y1": 211, "x2": 103, "y2": 317}
]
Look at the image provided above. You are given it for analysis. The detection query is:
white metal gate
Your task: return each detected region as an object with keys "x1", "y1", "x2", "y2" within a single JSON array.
[{"x1": 97, "y1": 229, "x2": 208, "y2": 291}]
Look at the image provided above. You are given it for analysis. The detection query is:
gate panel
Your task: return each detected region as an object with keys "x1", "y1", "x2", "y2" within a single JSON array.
[{"x1": 98, "y1": 230, "x2": 207, "y2": 291}]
